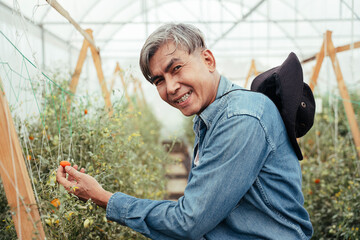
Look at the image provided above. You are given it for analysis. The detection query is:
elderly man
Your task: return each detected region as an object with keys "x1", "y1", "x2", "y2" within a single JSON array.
[{"x1": 57, "y1": 23, "x2": 313, "y2": 239}]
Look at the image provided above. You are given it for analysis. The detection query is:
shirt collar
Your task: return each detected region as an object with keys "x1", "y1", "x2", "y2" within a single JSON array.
[{"x1": 193, "y1": 76, "x2": 233, "y2": 130}]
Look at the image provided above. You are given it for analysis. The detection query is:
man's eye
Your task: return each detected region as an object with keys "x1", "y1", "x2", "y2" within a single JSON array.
[
  {"x1": 154, "y1": 78, "x2": 164, "y2": 86},
  {"x1": 173, "y1": 65, "x2": 182, "y2": 71}
]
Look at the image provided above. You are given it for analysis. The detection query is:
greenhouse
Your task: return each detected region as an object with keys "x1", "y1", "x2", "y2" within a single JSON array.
[{"x1": 0, "y1": 0, "x2": 359, "y2": 239}]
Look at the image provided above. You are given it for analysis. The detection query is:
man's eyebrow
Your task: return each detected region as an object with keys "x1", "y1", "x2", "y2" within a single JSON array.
[
  {"x1": 164, "y1": 58, "x2": 180, "y2": 73},
  {"x1": 150, "y1": 58, "x2": 181, "y2": 83},
  {"x1": 150, "y1": 75, "x2": 160, "y2": 84}
]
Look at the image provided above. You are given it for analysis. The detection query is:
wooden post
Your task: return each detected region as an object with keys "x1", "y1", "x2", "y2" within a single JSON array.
[
  {"x1": 244, "y1": 59, "x2": 259, "y2": 88},
  {"x1": 325, "y1": 31, "x2": 360, "y2": 158},
  {"x1": 109, "y1": 63, "x2": 118, "y2": 92},
  {"x1": 67, "y1": 29, "x2": 113, "y2": 116},
  {"x1": 137, "y1": 78, "x2": 147, "y2": 105},
  {"x1": 302, "y1": 40, "x2": 360, "y2": 64},
  {"x1": 0, "y1": 78, "x2": 45, "y2": 240},
  {"x1": 45, "y1": 0, "x2": 98, "y2": 52},
  {"x1": 309, "y1": 39, "x2": 325, "y2": 91},
  {"x1": 87, "y1": 30, "x2": 113, "y2": 116},
  {"x1": 111, "y1": 62, "x2": 133, "y2": 108},
  {"x1": 309, "y1": 31, "x2": 360, "y2": 158},
  {"x1": 67, "y1": 33, "x2": 89, "y2": 112},
  {"x1": 131, "y1": 75, "x2": 146, "y2": 106},
  {"x1": 335, "y1": 41, "x2": 360, "y2": 53}
]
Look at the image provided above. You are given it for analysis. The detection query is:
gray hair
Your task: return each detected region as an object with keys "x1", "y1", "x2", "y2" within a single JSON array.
[{"x1": 139, "y1": 23, "x2": 207, "y2": 83}]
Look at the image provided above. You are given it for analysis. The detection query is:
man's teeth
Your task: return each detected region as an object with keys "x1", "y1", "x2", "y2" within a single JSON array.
[{"x1": 177, "y1": 92, "x2": 191, "y2": 103}]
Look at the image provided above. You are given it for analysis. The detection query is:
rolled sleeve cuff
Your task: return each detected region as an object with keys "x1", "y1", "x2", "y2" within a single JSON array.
[{"x1": 106, "y1": 192, "x2": 136, "y2": 225}]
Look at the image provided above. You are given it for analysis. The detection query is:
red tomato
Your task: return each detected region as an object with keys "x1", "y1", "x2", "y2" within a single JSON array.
[{"x1": 60, "y1": 161, "x2": 71, "y2": 167}]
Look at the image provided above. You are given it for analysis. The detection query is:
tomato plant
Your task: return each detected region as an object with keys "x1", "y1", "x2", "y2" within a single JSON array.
[
  {"x1": 301, "y1": 91, "x2": 360, "y2": 239},
  {"x1": 0, "y1": 70, "x2": 174, "y2": 239}
]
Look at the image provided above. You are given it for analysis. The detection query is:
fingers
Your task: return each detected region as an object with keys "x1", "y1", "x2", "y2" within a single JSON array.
[
  {"x1": 68, "y1": 166, "x2": 85, "y2": 182},
  {"x1": 56, "y1": 165, "x2": 68, "y2": 184},
  {"x1": 71, "y1": 165, "x2": 85, "y2": 173},
  {"x1": 57, "y1": 164, "x2": 84, "y2": 189},
  {"x1": 56, "y1": 163, "x2": 90, "y2": 200},
  {"x1": 56, "y1": 165, "x2": 73, "y2": 190},
  {"x1": 68, "y1": 165, "x2": 79, "y2": 182},
  {"x1": 65, "y1": 166, "x2": 82, "y2": 181},
  {"x1": 56, "y1": 165, "x2": 66, "y2": 179}
]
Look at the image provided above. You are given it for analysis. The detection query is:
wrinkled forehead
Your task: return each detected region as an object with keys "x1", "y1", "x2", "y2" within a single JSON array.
[
  {"x1": 158, "y1": 41, "x2": 179, "y2": 55},
  {"x1": 154, "y1": 41, "x2": 203, "y2": 60},
  {"x1": 148, "y1": 42, "x2": 179, "y2": 75},
  {"x1": 150, "y1": 42, "x2": 189, "y2": 66},
  {"x1": 153, "y1": 40, "x2": 191, "y2": 58}
]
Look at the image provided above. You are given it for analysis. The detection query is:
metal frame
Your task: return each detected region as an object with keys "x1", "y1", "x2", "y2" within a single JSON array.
[{"x1": 1, "y1": 0, "x2": 359, "y2": 60}]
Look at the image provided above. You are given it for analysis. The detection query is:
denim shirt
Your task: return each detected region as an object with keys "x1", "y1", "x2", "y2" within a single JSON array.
[{"x1": 106, "y1": 76, "x2": 313, "y2": 240}]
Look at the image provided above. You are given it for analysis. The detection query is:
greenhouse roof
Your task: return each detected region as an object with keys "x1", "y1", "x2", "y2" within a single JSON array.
[{"x1": 1, "y1": 0, "x2": 359, "y2": 62}]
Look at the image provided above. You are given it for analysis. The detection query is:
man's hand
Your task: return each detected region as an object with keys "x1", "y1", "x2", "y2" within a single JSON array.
[{"x1": 56, "y1": 164, "x2": 113, "y2": 208}]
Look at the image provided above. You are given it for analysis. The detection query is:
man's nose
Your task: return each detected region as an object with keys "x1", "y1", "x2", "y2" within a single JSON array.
[{"x1": 166, "y1": 76, "x2": 180, "y2": 95}]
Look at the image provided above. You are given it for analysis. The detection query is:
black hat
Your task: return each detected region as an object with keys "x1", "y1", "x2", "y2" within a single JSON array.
[{"x1": 250, "y1": 52, "x2": 315, "y2": 160}]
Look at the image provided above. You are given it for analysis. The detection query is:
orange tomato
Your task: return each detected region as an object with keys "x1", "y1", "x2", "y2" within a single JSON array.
[
  {"x1": 50, "y1": 198, "x2": 60, "y2": 208},
  {"x1": 84, "y1": 109, "x2": 88, "y2": 115},
  {"x1": 29, "y1": 135, "x2": 34, "y2": 140},
  {"x1": 314, "y1": 179, "x2": 320, "y2": 184},
  {"x1": 60, "y1": 161, "x2": 71, "y2": 167},
  {"x1": 27, "y1": 155, "x2": 32, "y2": 161}
]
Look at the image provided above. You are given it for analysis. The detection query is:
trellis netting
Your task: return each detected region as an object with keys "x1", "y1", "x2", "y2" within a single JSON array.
[{"x1": 1, "y1": 0, "x2": 360, "y2": 239}]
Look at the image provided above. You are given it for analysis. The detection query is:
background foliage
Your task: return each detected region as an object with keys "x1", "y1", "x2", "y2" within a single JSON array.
[
  {"x1": 0, "y1": 71, "x2": 172, "y2": 239},
  {"x1": 301, "y1": 91, "x2": 360, "y2": 239}
]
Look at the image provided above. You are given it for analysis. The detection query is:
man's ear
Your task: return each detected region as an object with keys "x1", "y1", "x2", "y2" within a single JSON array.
[{"x1": 202, "y1": 49, "x2": 216, "y2": 73}]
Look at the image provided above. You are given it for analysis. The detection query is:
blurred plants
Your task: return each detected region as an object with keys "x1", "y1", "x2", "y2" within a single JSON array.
[
  {"x1": 182, "y1": 115, "x2": 195, "y2": 148},
  {"x1": 0, "y1": 71, "x2": 172, "y2": 239},
  {"x1": 301, "y1": 91, "x2": 360, "y2": 239}
]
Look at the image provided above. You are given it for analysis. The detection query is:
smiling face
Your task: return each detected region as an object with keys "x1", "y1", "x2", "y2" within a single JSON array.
[{"x1": 149, "y1": 42, "x2": 220, "y2": 116}]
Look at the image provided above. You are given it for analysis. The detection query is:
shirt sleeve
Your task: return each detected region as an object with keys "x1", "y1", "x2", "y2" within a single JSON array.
[{"x1": 106, "y1": 114, "x2": 273, "y2": 240}]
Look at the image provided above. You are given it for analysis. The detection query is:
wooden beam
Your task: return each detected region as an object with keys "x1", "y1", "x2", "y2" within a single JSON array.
[
  {"x1": 244, "y1": 59, "x2": 259, "y2": 89},
  {"x1": 67, "y1": 29, "x2": 113, "y2": 116},
  {"x1": 335, "y1": 41, "x2": 360, "y2": 53},
  {"x1": 309, "y1": 38, "x2": 325, "y2": 91},
  {"x1": 302, "y1": 40, "x2": 360, "y2": 64},
  {"x1": 87, "y1": 30, "x2": 113, "y2": 116},
  {"x1": 109, "y1": 63, "x2": 119, "y2": 92},
  {"x1": 67, "y1": 34, "x2": 90, "y2": 111},
  {"x1": 132, "y1": 76, "x2": 146, "y2": 105},
  {"x1": 111, "y1": 63, "x2": 133, "y2": 105},
  {"x1": 0, "y1": 77, "x2": 45, "y2": 240},
  {"x1": 45, "y1": 0, "x2": 99, "y2": 52},
  {"x1": 325, "y1": 31, "x2": 360, "y2": 158},
  {"x1": 138, "y1": 81, "x2": 146, "y2": 105},
  {"x1": 301, "y1": 55, "x2": 316, "y2": 64}
]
